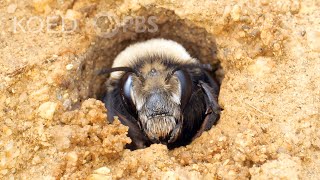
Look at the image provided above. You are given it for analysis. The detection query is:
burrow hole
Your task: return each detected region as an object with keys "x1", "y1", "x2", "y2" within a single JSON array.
[{"x1": 71, "y1": 8, "x2": 225, "y2": 125}]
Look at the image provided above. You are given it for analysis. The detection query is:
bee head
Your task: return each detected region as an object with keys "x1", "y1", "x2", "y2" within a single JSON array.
[
  {"x1": 100, "y1": 58, "x2": 211, "y2": 144},
  {"x1": 119, "y1": 61, "x2": 193, "y2": 143}
]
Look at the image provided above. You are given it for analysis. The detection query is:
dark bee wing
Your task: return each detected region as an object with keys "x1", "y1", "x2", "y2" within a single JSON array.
[{"x1": 193, "y1": 81, "x2": 221, "y2": 140}]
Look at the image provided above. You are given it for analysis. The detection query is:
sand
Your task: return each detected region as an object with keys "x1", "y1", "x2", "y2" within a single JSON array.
[{"x1": 0, "y1": 0, "x2": 319, "y2": 179}]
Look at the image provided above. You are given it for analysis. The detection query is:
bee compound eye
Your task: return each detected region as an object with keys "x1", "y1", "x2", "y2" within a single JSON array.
[
  {"x1": 175, "y1": 70, "x2": 192, "y2": 111},
  {"x1": 121, "y1": 73, "x2": 137, "y2": 115}
]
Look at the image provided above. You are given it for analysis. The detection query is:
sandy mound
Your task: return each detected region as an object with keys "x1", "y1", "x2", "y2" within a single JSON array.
[{"x1": 0, "y1": 0, "x2": 319, "y2": 179}]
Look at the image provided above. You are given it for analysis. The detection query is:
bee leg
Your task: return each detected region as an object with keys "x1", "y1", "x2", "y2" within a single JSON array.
[
  {"x1": 168, "y1": 122, "x2": 182, "y2": 143},
  {"x1": 200, "y1": 81, "x2": 221, "y2": 114},
  {"x1": 193, "y1": 81, "x2": 221, "y2": 140}
]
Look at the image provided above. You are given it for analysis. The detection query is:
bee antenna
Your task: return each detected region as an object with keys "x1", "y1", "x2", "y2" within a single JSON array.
[
  {"x1": 165, "y1": 63, "x2": 214, "y2": 82},
  {"x1": 96, "y1": 67, "x2": 141, "y2": 77},
  {"x1": 182, "y1": 63, "x2": 214, "y2": 71}
]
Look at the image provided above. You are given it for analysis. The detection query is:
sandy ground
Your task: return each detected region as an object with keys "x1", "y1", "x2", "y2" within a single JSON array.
[{"x1": 0, "y1": 0, "x2": 319, "y2": 179}]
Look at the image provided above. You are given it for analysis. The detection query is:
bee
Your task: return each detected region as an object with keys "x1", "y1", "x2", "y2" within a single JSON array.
[{"x1": 101, "y1": 39, "x2": 220, "y2": 150}]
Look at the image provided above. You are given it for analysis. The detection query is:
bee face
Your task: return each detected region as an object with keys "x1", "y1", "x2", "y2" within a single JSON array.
[{"x1": 125, "y1": 61, "x2": 184, "y2": 143}]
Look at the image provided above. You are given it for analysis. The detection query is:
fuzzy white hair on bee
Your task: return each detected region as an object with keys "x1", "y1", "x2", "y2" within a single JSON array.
[
  {"x1": 101, "y1": 38, "x2": 220, "y2": 150},
  {"x1": 110, "y1": 38, "x2": 197, "y2": 79}
]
